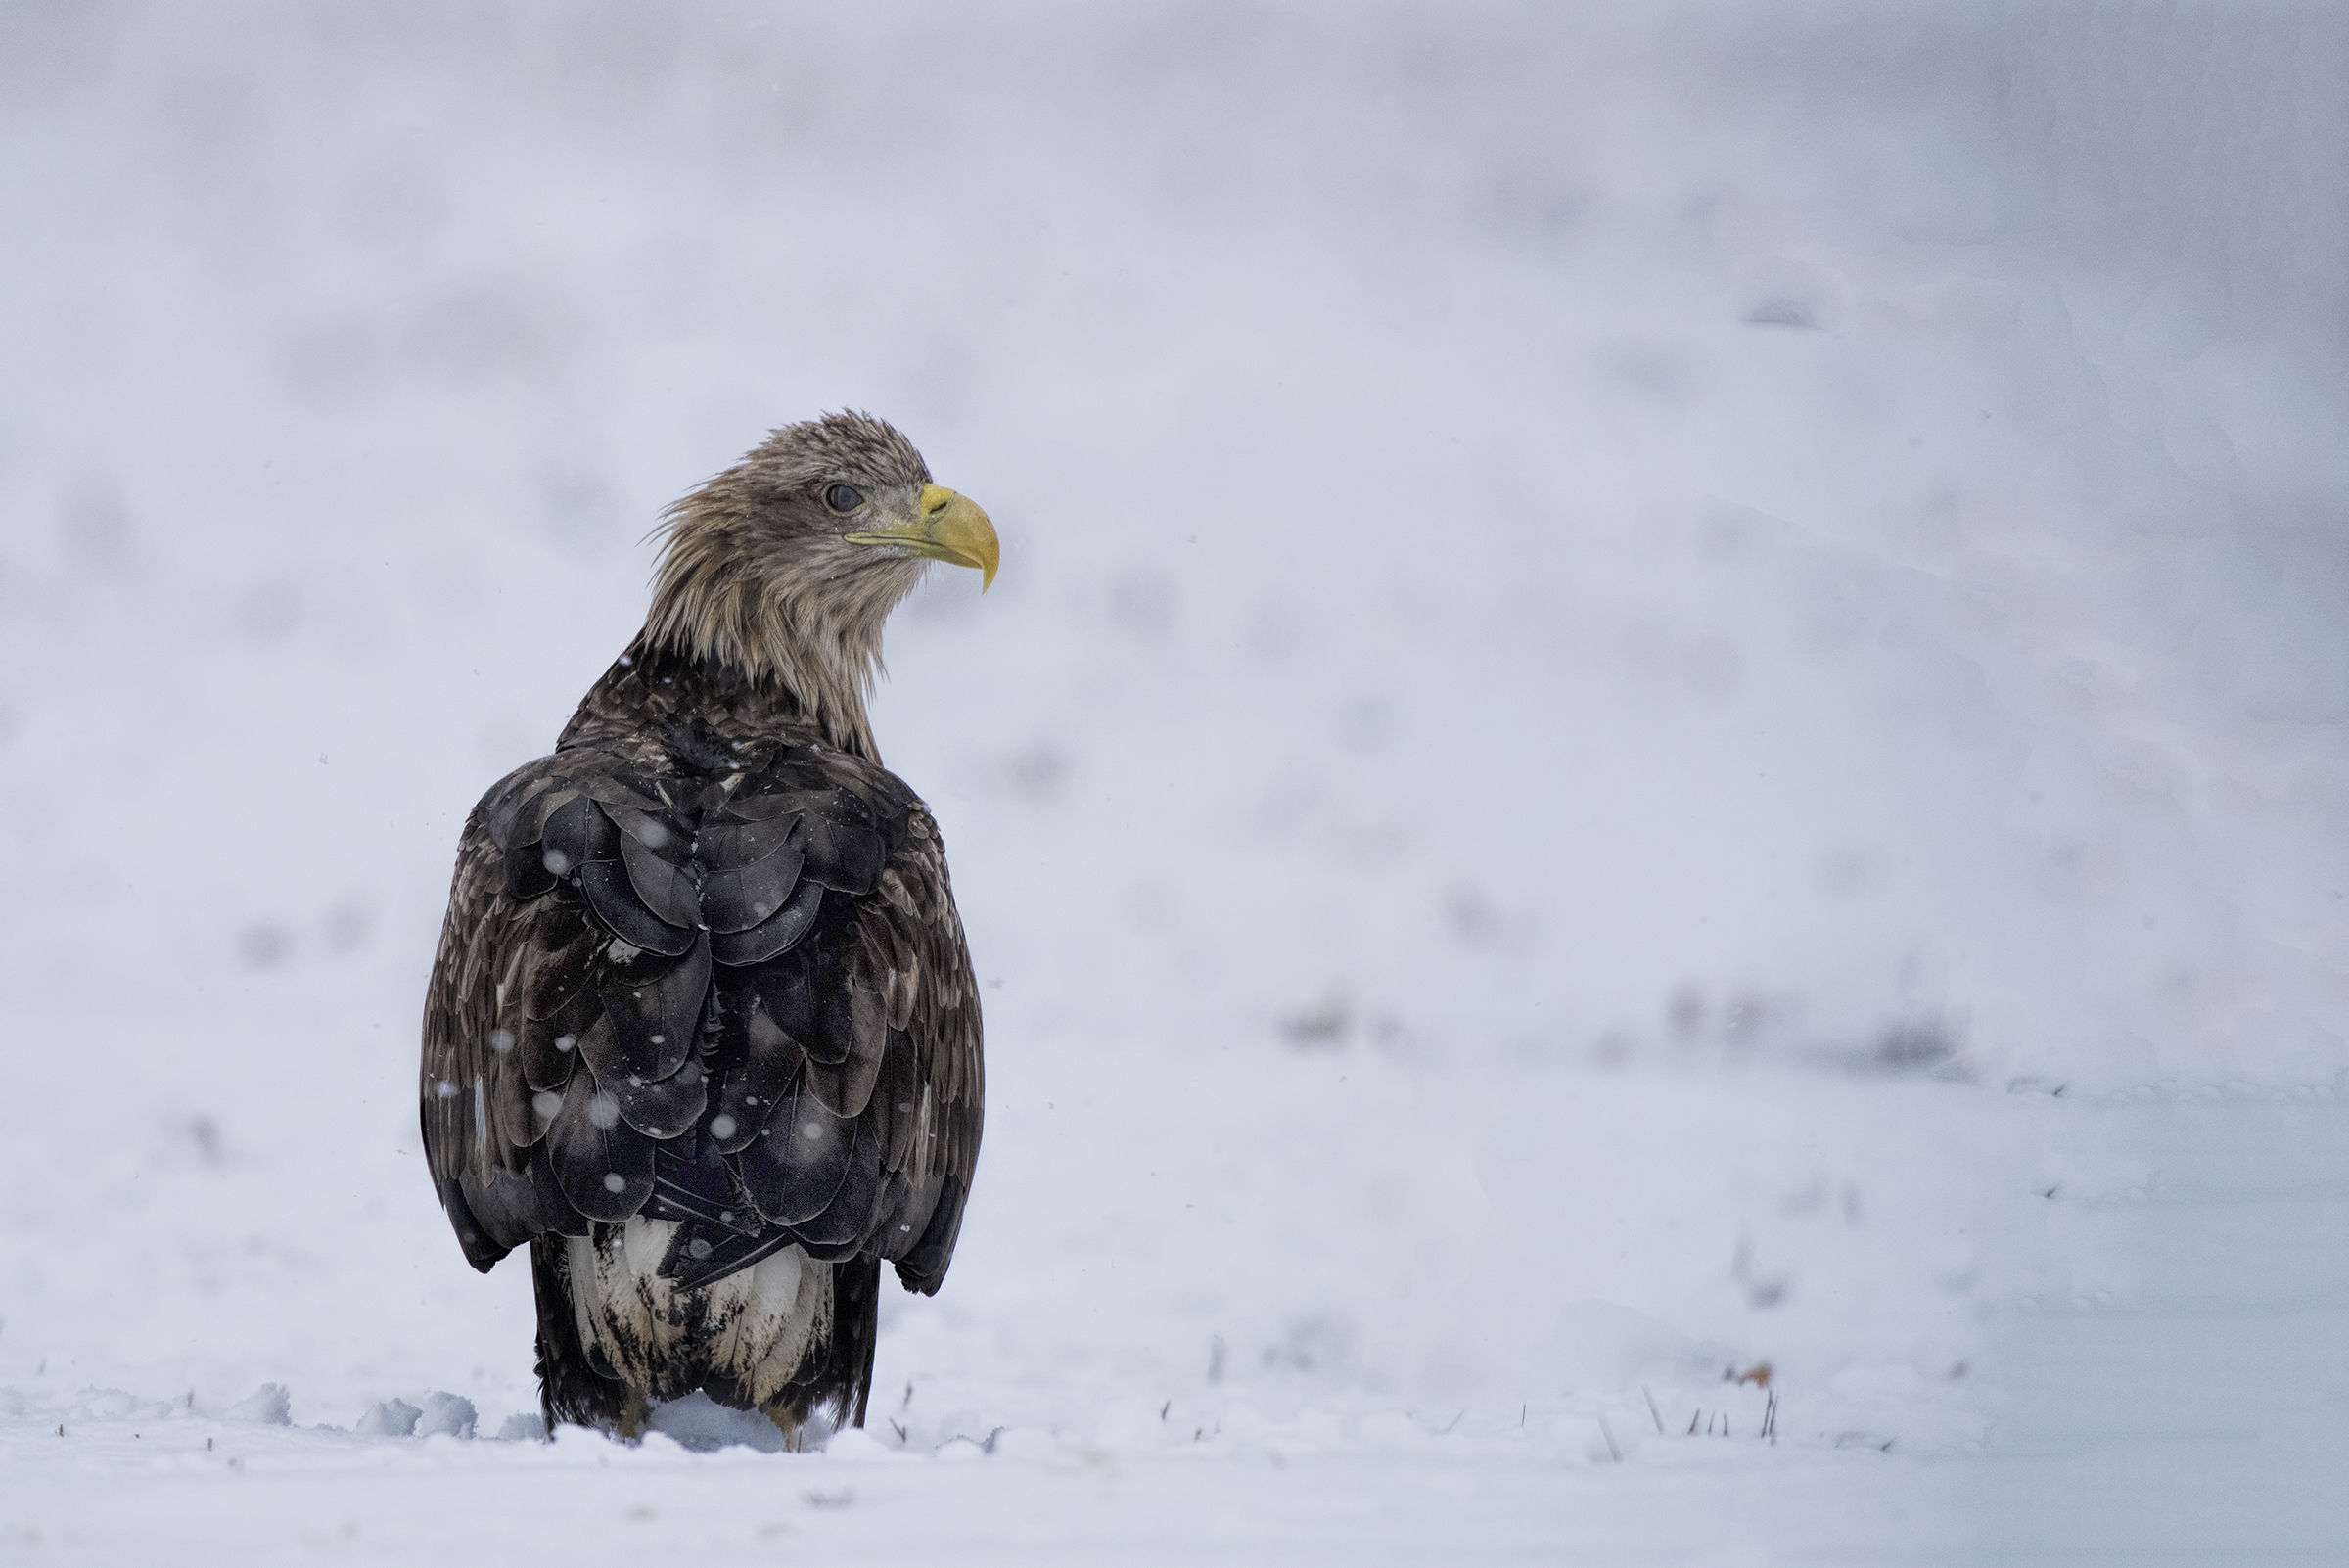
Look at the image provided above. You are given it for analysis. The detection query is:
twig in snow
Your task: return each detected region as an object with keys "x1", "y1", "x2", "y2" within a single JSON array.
[
  {"x1": 1641, "y1": 1386, "x2": 1664, "y2": 1434},
  {"x1": 1438, "y1": 1408, "x2": 1465, "y2": 1435},
  {"x1": 1597, "y1": 1416, "x2": 1622, "y2": 1462}
]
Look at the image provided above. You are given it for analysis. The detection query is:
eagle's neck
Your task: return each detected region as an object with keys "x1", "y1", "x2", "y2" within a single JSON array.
[
  {"x1": 563, "y1": 634, "x2": 879, "y2": 761},
  {"x1": 634, "y1": 559, "x2": 891, "y2": 761}
]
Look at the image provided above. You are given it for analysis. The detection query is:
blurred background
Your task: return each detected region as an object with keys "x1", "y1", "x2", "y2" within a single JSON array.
[{"x1": 1, "y1": 3, "x2": 2343, "y2": 1558}]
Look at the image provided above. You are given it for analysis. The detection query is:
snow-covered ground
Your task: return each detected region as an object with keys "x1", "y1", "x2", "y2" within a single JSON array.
[{"x1": 1, "y1": 4, "x2": 2344, "y2": 1561}]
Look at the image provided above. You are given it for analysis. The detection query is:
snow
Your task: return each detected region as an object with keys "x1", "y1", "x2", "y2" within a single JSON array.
[{"x1": 2, "y1": 3, "x2": 2346, "y2": 1562}]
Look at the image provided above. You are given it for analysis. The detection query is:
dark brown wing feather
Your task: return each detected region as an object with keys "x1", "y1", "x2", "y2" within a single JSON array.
[{"x1": 421, "y1": 737, "x2": 983, "y2": 1296}]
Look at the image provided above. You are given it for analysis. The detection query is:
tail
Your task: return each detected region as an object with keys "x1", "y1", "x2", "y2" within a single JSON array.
[
  {"x1": 529, "y1": 1234, "x2": 880, "y2": 1442},
  {"x1": 757, "y1": 1252, "x2": 880, "y2": 1437}
]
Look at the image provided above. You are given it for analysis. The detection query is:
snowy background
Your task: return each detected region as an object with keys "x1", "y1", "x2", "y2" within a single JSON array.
[{"x1": 2, "y1": 3, "x2": 2345, "y2": 1561}]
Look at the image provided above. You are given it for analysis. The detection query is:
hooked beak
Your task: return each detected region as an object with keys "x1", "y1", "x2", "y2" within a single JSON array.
[{"x1": 846, "y1": 484, "x2": 1000, "y2": 590}]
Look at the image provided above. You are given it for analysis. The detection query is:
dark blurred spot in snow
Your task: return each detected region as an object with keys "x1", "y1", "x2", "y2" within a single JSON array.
[
  {"x1": 1280, "y1": 991, "x2": 1350, "y2": 1048},
  {"x1": 994, "y1": 741, "x2": 1070, "y2": 804},
  {"x1": 1442, "y1": 880, "x2": 1503, "y2": 946},
  {"x1": 410, "y1": 283, "x2": 563, "y2": 385},
  {"x1": 1479, "y1": 153, "x2": 1588, "y2": 254},
  {"x1": 1593, "y1": 338, "x2": 1699, "y2": 404},
  {"x1": 1262, "y1": 1315, "x2": 1353, "y2": 1375},
  {"x1": 320, "y1": 900, "x2": 374, "y2": 952},
  {"x1": 236, "y1": 922, "x2": 291, "y2": 968},
  {"x1": 1238, "y1": 593, "x2": 1304, "y2": 667},
  {"x1": 1668, "y1": 988, "x2": 1706, "y2": 1041},
  {"x1": 230, "y1": 578, "x2": 299, "y2": 644},
  {"x1": 1865, "y1": 1018, "x2": 1960, "y2": 1074},
  {"x1": 1817, "y1": 847, "x2": 1878, "y2": 899},
  {"x1": 1741, "y1": 297, "x2": 1819, "y2": 329},
  {"x1": 185, "y1": 1115, "x2": 222, "y2": 1166},
  {"x1": 1731, "y1": 1235, "x2": 1790, "y2": 1310},
  {"x1": 60, "y1": 488, "x2": 133, "y2": 572}
]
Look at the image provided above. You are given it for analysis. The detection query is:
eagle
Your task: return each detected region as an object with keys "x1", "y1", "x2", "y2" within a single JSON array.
[{"x1": 420, "y1": 413, "x2": 994, "y2": 1444}]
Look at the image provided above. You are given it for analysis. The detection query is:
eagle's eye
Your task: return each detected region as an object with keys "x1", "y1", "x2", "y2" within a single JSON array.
[{"x1": 824, "y1": 484, "x2": 865, "y2": 514}]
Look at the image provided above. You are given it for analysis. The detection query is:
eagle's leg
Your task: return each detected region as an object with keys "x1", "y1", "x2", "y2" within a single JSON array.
[{"x1": 530, "y1": 1235, "x2": 631, "y2": 1439}]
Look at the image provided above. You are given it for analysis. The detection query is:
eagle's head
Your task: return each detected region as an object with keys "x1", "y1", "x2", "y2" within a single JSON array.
[{"x1": 642, "y1": 411, "x2": 998, "y2": 752}]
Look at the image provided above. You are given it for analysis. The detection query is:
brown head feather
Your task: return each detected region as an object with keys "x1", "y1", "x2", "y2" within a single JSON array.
[{"x1": 642, "y1": 412, "x2": 937, "y2": 758}]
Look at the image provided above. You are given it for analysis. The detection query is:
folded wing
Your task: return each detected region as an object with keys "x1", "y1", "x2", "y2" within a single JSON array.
[{"x1": 421, "y1": 738, "x2": 983, "y2": 1296}]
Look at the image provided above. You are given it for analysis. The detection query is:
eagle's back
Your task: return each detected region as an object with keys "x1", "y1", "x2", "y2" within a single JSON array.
[{"x1": 421, "y1": 646, "x2": 982, "y2": 1431}]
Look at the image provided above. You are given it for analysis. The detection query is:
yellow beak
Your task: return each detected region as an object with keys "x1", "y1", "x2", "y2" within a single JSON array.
[{"x1": 846, "y1": 483, "x2": 1000, "y2": 590}]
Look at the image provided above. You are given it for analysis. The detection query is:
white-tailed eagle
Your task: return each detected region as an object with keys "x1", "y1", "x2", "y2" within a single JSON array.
[{"x1": 420, "y1": 413, "x2": 993, "y2": 1442}]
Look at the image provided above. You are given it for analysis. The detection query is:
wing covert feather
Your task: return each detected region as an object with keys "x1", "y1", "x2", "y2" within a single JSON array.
[{"x1": 423, "y1": 740, "x2": 982, "y2": 1295}]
